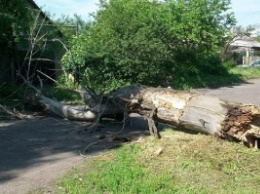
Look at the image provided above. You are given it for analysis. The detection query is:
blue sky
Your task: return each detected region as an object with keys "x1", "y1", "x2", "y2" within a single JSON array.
[
  {"x1": 231, "y1": 0, "x2": 260, "y2": 26},
  {"x1": 34, "y1": 0, "x2": 98, "y2": 20},
  {"x1": 35, "y1": 0, "x2": 260, "y2": 27}
]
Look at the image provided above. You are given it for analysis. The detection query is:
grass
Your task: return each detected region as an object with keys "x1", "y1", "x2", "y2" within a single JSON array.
[
  {"x1": 42, "y1": 87, "x2": 81, "y2": 102},
  {"x1": 172, "y1": 67, "x2": 260, "y2": 90},
  {"x1": 172, "y1": 73, "x2": 242, "y2": 90},
  {"x1": 230, "y1": 67, "x2": 260, "y2": 80},
  {"x1": 54, "y1": 129, "x2": 260, "y2": 194},
  {"x1": 0, "y1": 84, "x2": 81, "y2": 111}
]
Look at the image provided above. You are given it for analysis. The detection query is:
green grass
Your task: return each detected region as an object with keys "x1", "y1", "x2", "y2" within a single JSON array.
[
  {"x1": 171, "y1": 67, "x2": 260, "y2": 90},
  {"x1": 42, "y1": 87, "x2": 81, "y2": 102},
  {"x1": 230, "y1": 67, "x2": 260, "y2": 80},
  {"x1": 55, "y1": 129, "x2": 260, "y2": 194},
  {"x1": 0, "y1": 84, "x2": 81, "y2": 110},
  {"x1": 57, "y1": 144, "x2": 178, "y2": 194},
  {"x1": 171, "y1": 73, "x2": 242, "y2": 90}
]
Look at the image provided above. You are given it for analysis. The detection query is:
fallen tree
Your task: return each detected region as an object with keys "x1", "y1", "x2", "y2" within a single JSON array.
[{"x1": 34, "y1": 85, "x2": 260, "y2": 149}]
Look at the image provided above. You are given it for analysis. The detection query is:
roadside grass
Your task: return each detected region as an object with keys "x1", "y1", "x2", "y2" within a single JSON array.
[
  {"x1": 172, "y1": 67, "x2": 260, "y2": 90},
  {"x1": 0, "y1": 84, "x2": 81, "y2": 111},
  {"x1": 56, "y1": 129, "x2": 260, "y2": 194},
  {"x1": 172, "y1": 73, "x2": 242, "y2": 90},
  {"x1": 42, "y1": 87, "x2": 82, "y2": 103},
  {"x1": 230, "y1": 67, "x2": 260, "y2": 80}
]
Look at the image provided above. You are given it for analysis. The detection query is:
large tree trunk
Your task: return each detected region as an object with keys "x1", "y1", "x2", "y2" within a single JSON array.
[{"x1": 37, "y1": 85, "x2": 260, "y2": 149}]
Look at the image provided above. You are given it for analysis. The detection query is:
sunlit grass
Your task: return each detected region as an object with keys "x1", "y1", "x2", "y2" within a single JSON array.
[
  {"x1": 171, "y1": 67, "x2": 260, "y2": 90},
  {"x1": 56, "y1": 129, "x2": 260, "y2": 194},
  {"x1": 229, "y1": 67, "x2": 260, "y2": 80}
]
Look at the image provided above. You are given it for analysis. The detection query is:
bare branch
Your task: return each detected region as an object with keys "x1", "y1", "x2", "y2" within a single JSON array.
[
  {"x1": 25, "y1": 58, "x2": 56, "y2": 62},
  {"x1": 37, "y1": 70, "x2": 59, "y2": 84}
]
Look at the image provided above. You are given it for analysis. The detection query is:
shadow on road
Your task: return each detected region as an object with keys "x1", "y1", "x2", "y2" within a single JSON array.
[{"x1": 0, "y1": 114, "x2": 158, "y2": 184}]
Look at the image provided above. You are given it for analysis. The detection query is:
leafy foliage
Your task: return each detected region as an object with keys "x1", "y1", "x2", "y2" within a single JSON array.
[
  {"x1": 55, "y1": 14, "x2": 87, "y2": 43},
  {"x1": 61, "y1": 0, "x2": 236, "y2": 92},
  {"x1": 0, "y1": 0, "x2": 33, "y2": 52}
]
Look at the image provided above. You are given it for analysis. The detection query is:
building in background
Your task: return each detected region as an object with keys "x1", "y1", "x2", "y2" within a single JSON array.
[{"x1": 228, "y1": 35, "x2": 260, "y2": 66}]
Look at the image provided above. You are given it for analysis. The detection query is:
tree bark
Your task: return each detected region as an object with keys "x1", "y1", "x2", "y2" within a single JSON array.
[{"x1": 37, "y1": 85, "x2": 260, "y2": 149}]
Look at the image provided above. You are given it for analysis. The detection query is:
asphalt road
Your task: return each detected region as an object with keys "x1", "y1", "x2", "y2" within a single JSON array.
[
  {"x1": 0, "y1": 115, "x2": 149, "y2": 194},
  {"x1": 194, "y1": 79, "x2": 260, "y2": 107}
]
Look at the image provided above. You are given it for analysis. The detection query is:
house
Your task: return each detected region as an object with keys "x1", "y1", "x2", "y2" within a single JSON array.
[
  {"x1": 0, "y1": 0, "x2": 65, "y2": 85},
  {"x1": 228, "y1": 35, "x2": 260, "y2": 66}
]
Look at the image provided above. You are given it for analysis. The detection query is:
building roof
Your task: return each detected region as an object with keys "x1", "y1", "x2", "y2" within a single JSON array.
[
  {"x1": 27, "y1": 0, "x2": 53, "y2": 24},
  {"x1": 27, "y1": 0, "x2": 63, "y2": 37},
  {"x1": 230, "y1": 35, "x2": 260, "y2": 48}
]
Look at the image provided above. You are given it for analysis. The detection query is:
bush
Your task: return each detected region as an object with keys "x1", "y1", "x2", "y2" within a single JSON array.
[
  {"x1": 222, "y1": 59, "x2": 236, "y2": 70},
  {"x1": 60, "y1": 0, "x2": 235, "y2": 92}
]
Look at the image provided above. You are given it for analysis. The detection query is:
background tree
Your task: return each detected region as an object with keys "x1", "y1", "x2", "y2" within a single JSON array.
[
  {"x1": 61, "y1": 0, "x2": 236, "y2": 92},
  {"x1": 0, "y1": 0, "x2": 33, "y2": 55},
  {"x1": 234, "y1": 24, "x2": 260, "y2": 42},
  {"x1": 55, "y1": 14, "x2": 86, "y2": 42}
]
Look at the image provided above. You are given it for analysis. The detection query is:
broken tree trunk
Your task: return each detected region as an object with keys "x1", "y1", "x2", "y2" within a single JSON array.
[
  {"x1": 37, "y1": 94, "x2": 122, "y2": 121},
  {"x1": 37, "y1": 85, "x2": 260, "y2": 148}
]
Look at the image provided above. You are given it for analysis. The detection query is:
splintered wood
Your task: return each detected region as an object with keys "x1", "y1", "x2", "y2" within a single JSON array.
[
  {"x1": 221, "y1": 105, "x2": 260, "y2": 148},
  {"x1": 111, "y1": 85, "x2": 260, "y2": 148}
]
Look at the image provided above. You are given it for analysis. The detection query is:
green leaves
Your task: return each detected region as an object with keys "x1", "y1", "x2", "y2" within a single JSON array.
[
  {"x1": 61, "y1": 0, "x2": 236, "y2": 92},
  {"x1": 0, "y1": 0, "x2": 34, "y2": 49}
]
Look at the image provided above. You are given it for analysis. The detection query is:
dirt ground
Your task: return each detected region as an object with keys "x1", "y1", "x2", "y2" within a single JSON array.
[{"x1": 1, "y1": 79, "x2": 260, "y2": 194}]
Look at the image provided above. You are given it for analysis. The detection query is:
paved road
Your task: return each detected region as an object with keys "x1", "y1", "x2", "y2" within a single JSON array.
[
  {"x1": 0, "y1": 116, "x2": 149, "y2": 194},
  {"x1": 1, "y1": 79, "x2": 260, "y2": 194},
  {"x1": 0, "y1": 118, "x2": 89, "y2": 194},
  {"x1": 194, "y1": 79, "x2": 260, "y2": 107}
]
